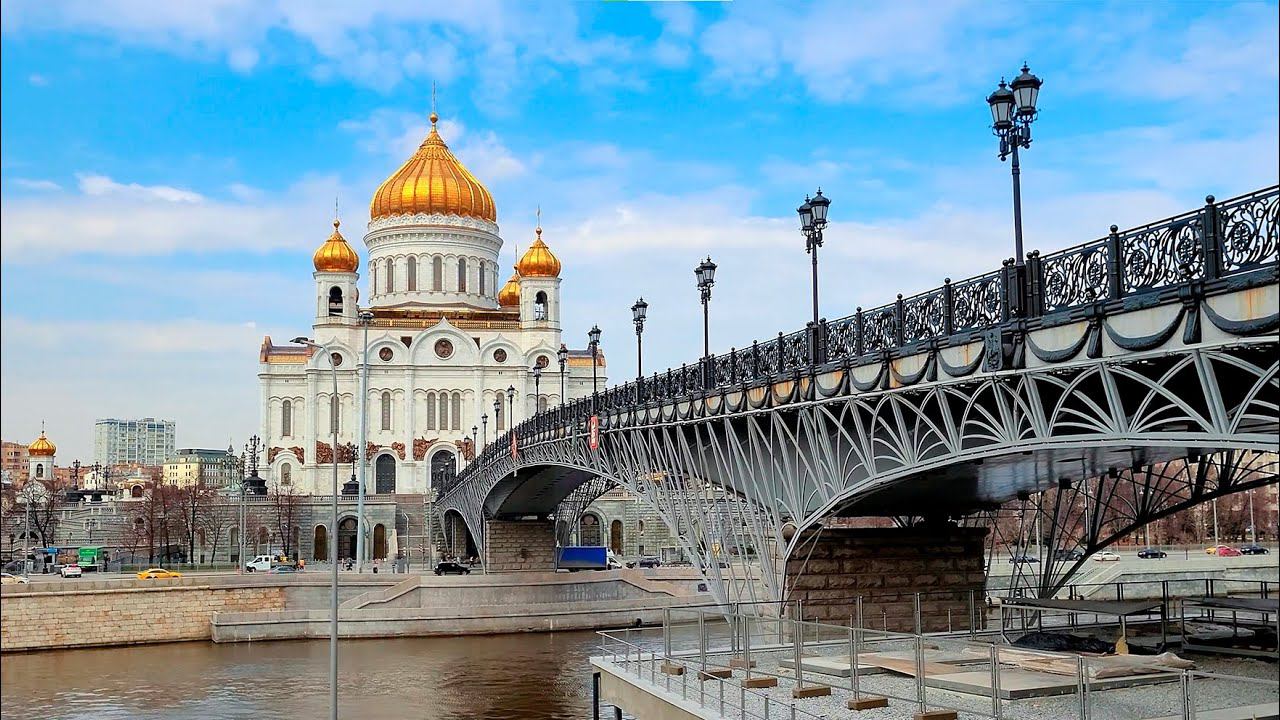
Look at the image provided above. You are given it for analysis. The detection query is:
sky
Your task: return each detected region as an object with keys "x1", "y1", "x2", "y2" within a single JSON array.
[{"x1": 1, "y1": 1, "x2": 1277, "y2": 462}]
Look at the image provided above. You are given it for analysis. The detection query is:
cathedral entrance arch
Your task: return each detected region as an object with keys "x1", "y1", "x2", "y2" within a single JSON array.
[
  {"x1": 373, "y1": 524, "x2": 387, "y2": 560},
  {"x1": 610, "y1": 519, "x2": 623, "y2": 554},
  {"x1": 313, "y1": 525, "x2": 328, "y2": 561},
  {"x1": 337, "y1": 518, "x2": 358, "y2": 561},
  {"x1": 375, "y1": 454, "x2": 396, "y2": 494},
  {"x1": 579, "y1": 513, "x2": 602, "y2": 546},
  {"x1": 430, "y1": 449, "x2": 456, "y2": 492}
]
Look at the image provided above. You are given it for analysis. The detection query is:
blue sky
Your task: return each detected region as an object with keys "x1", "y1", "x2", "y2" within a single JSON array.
[{"x1": 2, "y1": 1, "x2": 1277, "y2": 461}]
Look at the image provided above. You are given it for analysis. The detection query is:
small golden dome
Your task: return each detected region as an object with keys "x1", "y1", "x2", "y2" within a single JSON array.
[
  {"x1": 28, "y1": 431, "x2": 56, "y2": 457},
  {"x1": 313, "y1": 219, "x2": 360, "y2": 273},
  {"x1": 370, "y1": 114, "x2": 497, "y2": 222},
  {"x1": 497, "y1": 268, "x2": 521, "y2": 307},
  {"x1": 516, "y1": 226, "x2": 561, "y2": 277}
]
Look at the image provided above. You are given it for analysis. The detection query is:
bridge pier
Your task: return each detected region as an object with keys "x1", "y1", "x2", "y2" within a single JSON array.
[
  {"x1": 484, "y1": 519, "x2": 557, "y2": 572},
  {"x1": 786, "y1": 526, "x2": 987, "y2": 633}
]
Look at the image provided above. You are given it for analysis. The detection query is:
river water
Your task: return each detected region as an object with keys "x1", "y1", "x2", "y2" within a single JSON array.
[{"x1": 1, "y1": 631, "x2": 616, "y2": 719}]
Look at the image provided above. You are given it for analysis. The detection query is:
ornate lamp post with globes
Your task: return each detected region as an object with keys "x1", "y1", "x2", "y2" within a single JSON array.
[
  {"x1": 695, "y1": 257, "x2": 717, "y2": 386},
  {"x1": 986, "y1": 64, "x2": 1043, "y2": 269},
  {"x1": 588, "y1": 325, "x2": 602, "y2": 413},
  {"x1": 557, "y1": 343, "x2": 569, "y2": 407},
  {"x1": 532, "y1": 365, "x2": 542, "y2": 413},
  {"x1": 631, "y1": 298, "x2": 648, "y2": 380},
  {"x1": 797, "y1": 189, "x2": 830, "y2": 363}
]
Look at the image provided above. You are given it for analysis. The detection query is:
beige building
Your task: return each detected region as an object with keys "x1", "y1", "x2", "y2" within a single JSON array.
[
  {"x1": 2, "y1": 441, "x2": 29, "y2": 485},
  {"x1": 161, "y1": 448, "x2": 237, "y2": 488}
]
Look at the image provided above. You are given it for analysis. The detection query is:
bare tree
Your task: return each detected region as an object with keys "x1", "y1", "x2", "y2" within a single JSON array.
[
  {"x1": 269, "y1": 484, "x2": 302, "y2": 559},
  {"x1": 114, "y1": 516, "x2": 148, "y2": 565},
  {"x1": 172, "y1": 482, "x2": 218, "y2": 564},
  {"x1": 16, "y1": 477, "x2": 67, "y2": 547},
  {"x1": 198, "y1": 499, "x2": 234, "y2": 566}
]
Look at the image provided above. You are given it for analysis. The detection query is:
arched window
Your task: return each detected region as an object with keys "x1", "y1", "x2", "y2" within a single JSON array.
[
  {"x1": 538, "y1": 395, "x2": 548, "y2": 412},
  {"x1": 328, "y1": 287, "x2": 344, "y2": 316},
  {"x1": 438, "y1": 393, "x2": 449, "y2": 430},
  {"x1": 407, "y1": 256, "x2": 417, "y2": 291},
  {"x1": 35, "y1": 463, "x2": 44, "y2": 478},
  {"x1": 375, "y1": 454, "x2": 396, "y2": 494},
  {"x1": 432, "y1": 256, "x2": 443, "y2": 291},
  {"x1": 371, "y1": 264, "x2": 378, "y2": 294},
  {"x1": 381, "y1": 391, "x2": 392, "y2": 431},
  {"x1": 534, "y1": 291, "x2": 548, "y2": 321},
  {"x1": 329, "y1": 395, "x2": 339, "y2": 433},
  {"x1": 131, "y1": 485, "x2": 143, "y2": 498},
  {"x1": 385, "y1": 258, "x2": 395, "y2": 293},
  {"x1": 479, "y1": 260, "x2": 487, "y2": 295},
  {"x1": 457, "y1": 257, "x2": 468, "y2": 292},
  {"x1": 280, "y1": 463, "x2": 292, "y2": 486},
  {"x1": 282, "y1": 399, "x2": 293, "y2": 437},
  {"x1": 451, "y1": 392, "x2": 462, "y2": 431},
  {"x1": 430, "y1": 449, "x2": 456, "y2": 490},
  {"x1": 426, "y1": 392, "x2": 437, "y2": 430}
]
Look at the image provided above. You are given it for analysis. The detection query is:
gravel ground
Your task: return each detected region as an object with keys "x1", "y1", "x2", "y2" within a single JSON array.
[{"x1": 614, "y1": 647, "x2": 1278, "y2": 719}]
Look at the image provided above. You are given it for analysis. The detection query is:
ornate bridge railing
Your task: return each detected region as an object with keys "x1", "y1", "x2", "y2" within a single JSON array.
[{"x1": 445, "y1": 186, "x2": 1278, "y2": 497}]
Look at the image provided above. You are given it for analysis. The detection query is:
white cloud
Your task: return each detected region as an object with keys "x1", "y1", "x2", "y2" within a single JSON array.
[
  {"x1": 12, "y1": 178, "x2": 61, "y2": 191},
  {"x1": 339, "y1": 109, "x2": 526, "y2": 182},
  {"x1": 27, "y1": 72, "x2": 49, "y2": 86},
  {"x1": 77, "y1": 173, "x2": 204, "y2": 203}
]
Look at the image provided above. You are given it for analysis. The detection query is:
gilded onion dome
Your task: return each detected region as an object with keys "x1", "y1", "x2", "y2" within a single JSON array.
[
  {"x1": 369, "y1": 112, "x2": 497, "y2": 222},
  {"x1": 497, "y1": 267, "x2": 522, "y2": 307},
  {"x1": 313, "y1": 218, "x2": 360, "y2": 273},
  {"x1": 516, "y1": 226, "x2": 562, "y2": 277},
  {"x1": 28, "y1": 431, "x2": 56, "y2": 457}
]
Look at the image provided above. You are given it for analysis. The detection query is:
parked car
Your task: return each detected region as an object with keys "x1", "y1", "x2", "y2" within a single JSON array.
[
  {"x1": 1239, "y1": 544, "x2": 1270, "y2": 555},
  {"x1": 1053, "y1": 549, "x2": 1084, "y2": 561},
  {"x1": 265, "y1": 565, "x2": 298, "y2": 574},
  {"x1": 434, "y1": 561, "x2": 471, "y2": 576},
  {"x1": 137, "y1": 568, "x2": 182, "y2": 580},
  {"x1": 627, "y1": 556, "x2": 662, "y2": 569},
  {"x1": 1, "y1": 572, "x2": 29, "y2": 584},
  {"x1": 1093, "y1": 551, "x2": 1121, "y2": 562},
  {"x1": 1008, "y1": 554, "x2": 1040, "y2": 564},
  {"x1": 1215, "y1": 546, "x2": 1243, "y2": 557},
  {"x1": 1137, "y1": 548, "x2": 1167, "y2": 559},
  {"x1": 59, "y1": 564, "x2": 83, "y2": 578}
]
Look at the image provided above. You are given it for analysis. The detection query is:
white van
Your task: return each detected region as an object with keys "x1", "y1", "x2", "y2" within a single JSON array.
[{"x1": 245, "y1": 555, "x2": 274, "y2": 572}]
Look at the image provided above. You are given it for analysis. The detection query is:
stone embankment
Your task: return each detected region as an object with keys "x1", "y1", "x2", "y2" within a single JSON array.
[{"x1": 1, "y1": 569, "x2": 709, "y2": 653}]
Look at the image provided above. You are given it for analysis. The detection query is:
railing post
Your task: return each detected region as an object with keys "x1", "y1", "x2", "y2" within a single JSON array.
[
  {"x1": 818, "y1": 318, "x2": 829, "y2": 364},
  {"x1": 1000, "y1": 259, "x2": 1017, "y2": 321},
  {"x1": 1201, "y1": 195, "x2": 1222, "y2": 280},
  {"x1": 894, "y1": 294, "x2": 906, "y2": 346},
  {"x1": 1106, "y1": 224, "x2": 1124, "y2": 300},
  {"x1": 752, "y1": 340, "x2": 761, "y2": 377},
  {"x1": 1026, "y1": 250, "x2": 1044, "y2": 317},
  {"x1": 854, "y1": 307, "x2": 865, "y2": 357},
  {"x1": 942, "y1": 278, "x2": 955, "y2": 336}
]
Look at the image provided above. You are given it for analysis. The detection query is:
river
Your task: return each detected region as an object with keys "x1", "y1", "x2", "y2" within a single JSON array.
[{"x1": 1, "y1": 631, "x2": 616, "y2": 719}]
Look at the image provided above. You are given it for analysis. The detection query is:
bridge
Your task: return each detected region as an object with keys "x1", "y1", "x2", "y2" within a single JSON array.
[{"x1": 438, "y1": 187, "x2": 1279, "y2": 618}]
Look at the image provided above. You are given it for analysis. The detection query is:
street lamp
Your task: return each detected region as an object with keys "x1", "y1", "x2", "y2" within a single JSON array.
[
  {"x1": 354, "y1": 310, "x2": 374, "y2": 573},
  {"x1": 481, "y1": 414, "x2": 488, "y2": 448},
  {"x1": 695, "y1": 257, "x2": 717, "y2": 386},
  {"x1": 532, "y1": 365, "x2": 542, "y2": 413},
  {"x1": 797, "y1": 189, "x2": 830, "y2": 362},
  {"x1": 557, "y1": 343, "x2": 569, "y2": 406},
  {"x1": 291, "y1": 335, "x2": 341, "y2": 720},
  {"x1": 588, "y1": 325, "x2": 602, "y2": 412},
  {"x1": 506, "y1": 385, "x2": 516, "y2": 429},
  {"x1": 493, "y1": 397, "x2": 502, "y2": 432},
  {"x1": 987, "y1": 63, "x2": 1043, "y2": 265},
  {"x1": 631, "y1": 297, "x2": 648, "y2": 380}
]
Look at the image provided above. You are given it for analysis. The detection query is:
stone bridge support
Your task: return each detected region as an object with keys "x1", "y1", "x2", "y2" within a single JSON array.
[
  {"x1": 786, "y1": 526, "x2": 988, "y2": 633},
  {"x1": 484, "y1": 519, "x2": 557, "y2": 572}
]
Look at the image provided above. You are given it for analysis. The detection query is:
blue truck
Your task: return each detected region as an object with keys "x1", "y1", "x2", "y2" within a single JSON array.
[{"x1": 556, "y1": 546, "x2": 620, "y2": 571}]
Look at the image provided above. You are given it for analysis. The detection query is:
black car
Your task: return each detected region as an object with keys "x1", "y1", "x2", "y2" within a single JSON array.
[
  {"x1": 1137, "y1": 548, "x2": 1168, "y2": 559},
  {"x1": 1239, "y1": 544, "x2": 1270, "y2": 555},
  {"x1": 626, "y1": 556, "x2": 662, "y2": 569},
  {"x1": 434, "y1": 561, "x2": 471, "y2": 576},
  {"x1": 1008, "y1": 554, "x2": 1040, "y2": 564},
  {"x1": 1053, "y1": 549, "x2": 1084, "y2": 561}
]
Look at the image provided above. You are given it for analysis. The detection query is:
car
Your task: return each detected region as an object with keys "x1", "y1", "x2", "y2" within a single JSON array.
[
  {"x1": 434, "y1": 561, "x2": 470, "y2": 576},
  {"x1": 265, "y1": 565, "x2": 298, "y2": 574},
  {"x1": 1093, "y1": 551, "x2": 1121, "y2": 562},
  {"x1": 1, "y1": 572, "x2": 29, "y2": 585},
  {"x1": 1137, "y1": 548, "x2": 1167, "y2": 559},
  {"x1": 1215, "y1": 545, "x2": 1243, "y2": 557},
  {"x1": 1239, "y1": 544, "x2": 1270, "y2": 555},
  {"x1": 1053, "y1": 549, "x2": 1084, "y2": 561},
  {"x1": 136, "y1": 568, "x2": 182, "y2": 580},
  {"x1": 627, "y1": 556, "x2": 662, "y2": 569},
  {"x1": 59, "y1": 564, "x2": 83, "y2": 578},
  {"x1": 244, "y1": 554, "x2": 274, "y2": 573},
  {"x1": 1008, "y1": 554, "x2": 1040, "y2": 564}
]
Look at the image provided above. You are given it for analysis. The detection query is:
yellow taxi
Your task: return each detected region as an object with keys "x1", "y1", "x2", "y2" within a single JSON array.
[{"x1": 136, "y1": 568, "x2": 183, "y2": 580}]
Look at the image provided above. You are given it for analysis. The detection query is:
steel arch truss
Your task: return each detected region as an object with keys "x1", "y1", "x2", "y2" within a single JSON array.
[{"x1": 441, "y1": 341, "x2": 1278, "y2": 605}]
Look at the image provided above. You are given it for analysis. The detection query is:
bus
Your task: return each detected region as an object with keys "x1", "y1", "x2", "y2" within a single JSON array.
[{"x1": 77, "y1": 546, "x2": 105, "y2": 571}]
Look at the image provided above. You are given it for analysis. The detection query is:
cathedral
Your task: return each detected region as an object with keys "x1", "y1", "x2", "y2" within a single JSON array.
[{"x1": 258, "y1": 111, "x2": 605, "y2": 496}]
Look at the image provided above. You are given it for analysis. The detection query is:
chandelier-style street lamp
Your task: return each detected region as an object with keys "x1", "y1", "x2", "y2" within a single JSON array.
[
  {"x1": 797, "y1": 189, "x2": 830, "y2": 363},
  {"x1": 631, "y1": 297, "x2": 648, "y2": 380},
  {"x1": 987, "y1": 63, "x2": 1043, "y2": 265}
]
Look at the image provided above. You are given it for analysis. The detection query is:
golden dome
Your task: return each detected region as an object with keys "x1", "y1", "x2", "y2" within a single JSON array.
[
  {"x1": 497, "y1": 267, "x2": 521, "y2": 307},
  {"x1": 516, "y1": 226, "x2": 561, "y2": 277},
  {"x1": 370, "y1": 113, "x2": 497, "y2": 222},
  {"x1": 313, "y1": 219, "x2": 360, "y2": 273},
  {"x1": 28, "y1": 431, "x2": 56, "y2": 457}
]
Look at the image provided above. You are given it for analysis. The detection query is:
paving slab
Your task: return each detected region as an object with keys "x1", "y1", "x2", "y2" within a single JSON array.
[
  {"x1": 1143, "y1": 702, "x2": 1278, "y2": 720},
  {"x1": 925, "y1": 668, "x2": 1176, "y2": 700}
]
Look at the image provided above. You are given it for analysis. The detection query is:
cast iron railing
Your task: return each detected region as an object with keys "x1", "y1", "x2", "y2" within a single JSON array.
[{"x1": 446, "y1": 186, "x2": 1278, "y2": 495}]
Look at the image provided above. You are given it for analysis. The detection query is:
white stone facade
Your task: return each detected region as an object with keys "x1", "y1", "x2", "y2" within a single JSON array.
[{"x1": 258, "y1": 213, "x2": 604, "y2": 496}]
